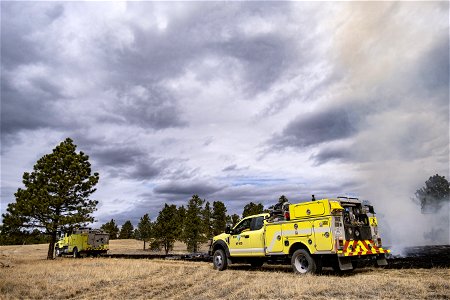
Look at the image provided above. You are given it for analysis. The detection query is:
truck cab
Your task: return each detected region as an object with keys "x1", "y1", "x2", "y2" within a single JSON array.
[{"x1": 225, "y1": 213, "x2": 268, "y2": 257}]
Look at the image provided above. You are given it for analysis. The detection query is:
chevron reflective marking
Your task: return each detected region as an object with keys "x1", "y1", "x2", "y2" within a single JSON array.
[{"x1": 337, "y1": 239, "x2": 390, "y2": 256}]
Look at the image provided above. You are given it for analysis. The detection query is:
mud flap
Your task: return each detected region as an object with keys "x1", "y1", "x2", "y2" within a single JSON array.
[
  {"x1": 338, "y1": 257, "x2": 353, "y2": 270},
  {"x1": 376, "y1": 254, "x2": 388, "y2": 266}
]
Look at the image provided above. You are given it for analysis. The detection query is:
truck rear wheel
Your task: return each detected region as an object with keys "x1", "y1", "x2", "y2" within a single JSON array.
[
  {"x1": 213, "y1": 249, "x2": 228, "y2": 271},
  {"x1": 291, "y1": 249, "x2": 317, "y2": 274}
]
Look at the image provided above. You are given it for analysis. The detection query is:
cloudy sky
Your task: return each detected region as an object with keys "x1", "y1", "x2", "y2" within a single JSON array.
[{"x1": 1, "y1": 2, "x2": 448, "y2": 245}]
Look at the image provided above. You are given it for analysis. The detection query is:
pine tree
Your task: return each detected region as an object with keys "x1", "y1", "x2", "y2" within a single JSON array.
[
  {"x1": 153, "y1": 204, "x2": 180, "y2": 255},
  {"x1": 415, "y1": 174, "x2": 450, "y2": 213},
  {"x1": 279, "y1": 195, "x2": 288, "y2": 203},
  {"x1": 182, "y1": 195, "x2": 206, "y2": 252},
  {"x1": 101, "y1": 219, "x2": 119, "y2": 240},
  {"x1": 2, "y1": 138, "x2": 99, "y2": 259},
  {"x1": 177, "y1": 205, "x2": 186, "y2": 242},
  {"x1": 135, "y1": 214, "x2": 152, "y2": 250},
  {"x1": 226, "y1": 214, "x2": 240, "y2": 227},
  {"x1": 212, "y1": 201, "x2": 227, "y2": 235},
  {"x1": 202, "y1": 201, "x2": 213, "y2": 239},
  {"x1": 119, "y1": 220, "x2": 134, "y2": 239},
  {"x1": 242, "y1": 202, "x2": 264, "y2": 218}
]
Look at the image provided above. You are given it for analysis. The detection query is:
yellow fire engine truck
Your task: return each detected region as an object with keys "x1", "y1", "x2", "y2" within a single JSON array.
[
  {"x1": 55, "y1": 228, "x2": 109, "y2": 258},
  {"x1": 209, "y1": 197, "x2": 390, "y2": 274}
]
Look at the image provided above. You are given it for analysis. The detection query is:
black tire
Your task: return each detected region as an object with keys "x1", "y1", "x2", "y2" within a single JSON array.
[
  {"x1": 250, "y1": 259, "x2": 264, "y2": 268},
  {"x1": 213, "y1": 249, "x2": 228, "y2": 271},
  {"x1": 73, "y1": 247, "x2": 79, "y2": 258},
  {"x1": 291, "y1": 249, "x2": 317, "y2": 274}
]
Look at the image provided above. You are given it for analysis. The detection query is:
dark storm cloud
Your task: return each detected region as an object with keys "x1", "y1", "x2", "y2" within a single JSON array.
[
  {"x1": 215, "y1": 33, "x2": 296, "y2": 95},
  {"x1": 0, "y1": 76, "x2": 72, "y2": 150},
  {"x1": 91, "y1": 147, "x2": 147, "y2": 167},
  {"x1": 154, "y1": 181, "x2": 224, "y2": 197},
  {"x1": 128, "y1": 161, "x2": 164, "y2": 180},
  {"x1": 1, "y1": 0, "x2": 69, "y2": 139},
  {"x1": 1, "y1": 3, "x2": 74, "y2": 147},
  {"x1": 222, "y1": 164, "x2": 238, "y2": 172},
  {"x1": 0, "y1": 79, "x2": 53, "y2": 134},
  {"x1": 70, "y1": 135, "x2": 173, "y2": 182},
  {"x1": 309, "y1": 145, "x2": 352, "y2": 166},
  {"x1": 109, "y1": 85, "x2": 186, "y2": 130},
  {"x1": 271, "y1": 106, "x2": 358, "y2": 149},
  {"x1": 222, "y1": 164, "x2": 250, "y2": 172},
  {"x1": 415, "y1": 38, "x2": 449, "y2": 104},
  {"x1": 1, "y1": 1, "x2": 300, "y2": 147},
  {"x1": 0, "y1": 2, "x2": 59, "y2": 69},
  {"x1": 85, "y1": 144, "x2": 172, "y2": 181},
  {"x1": 105, "y1": 2, "x2": 297, "y2": 96}
]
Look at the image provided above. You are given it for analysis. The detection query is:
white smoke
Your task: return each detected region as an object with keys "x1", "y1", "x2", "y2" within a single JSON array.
[{"x1": 331, "y1": 2, "x2": 449, "y2": 250}]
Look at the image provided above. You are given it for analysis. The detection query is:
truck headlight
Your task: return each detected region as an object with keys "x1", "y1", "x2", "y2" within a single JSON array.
[{"x1": 335, "y1": 228, "x2": 342, "y2": 236}]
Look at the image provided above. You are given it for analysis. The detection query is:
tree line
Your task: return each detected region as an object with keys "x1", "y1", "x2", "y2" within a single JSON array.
[
  {"x1": 0, "y1": 137, "x2": 269, "y2": 255},
  {"x1": 99, "y1": 198, "x2": 267, "y2": 254}
]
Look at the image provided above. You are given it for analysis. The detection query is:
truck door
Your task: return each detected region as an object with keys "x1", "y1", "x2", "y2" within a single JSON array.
[
  {"x1": 313, "y1": 218, "x2": 333, "y2": 251},
  {"x1": 265, "y1": 224, "x2": 284, "y2": 254},
  {"x1": 229, "y1": 218, "x2": 253, "y2": 256},
  {"x1": 248, "y1": 216, "x2": 265, "y2": 256}
]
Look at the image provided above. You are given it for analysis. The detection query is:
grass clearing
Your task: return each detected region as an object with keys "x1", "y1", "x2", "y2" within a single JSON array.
[{"x1": 1, "y1": 240, "x2": 449, "y2": 299}]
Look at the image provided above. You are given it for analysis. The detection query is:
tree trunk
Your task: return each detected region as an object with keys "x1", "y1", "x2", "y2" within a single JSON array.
[
  {"x1": 143, "y1": 240, "x2": 146, "y2": 251},
  {"x1": 47, "y1": 231, "x2": 57, "y2": 260},
  {"x1": 193, "y1": 242, "x2": 198, "y2": 253}
]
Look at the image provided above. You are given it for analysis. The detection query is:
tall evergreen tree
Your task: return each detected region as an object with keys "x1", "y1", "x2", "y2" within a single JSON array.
[
  {"x1": 242, "y1": 202, "x2": 264, "y2": 218},
  {"x1": 177, "y1": 205, "x2": 186, "y2": 242},
  {"x1": 1, "y1": 138, "x2": 99, "y2": 259},
  {"x1": 101, "y1": 219, "x2": 119, "y2": 240},
  {"x1": 212, "y1": 201, "x2": 227, "y2": 235},
  {"x1": 135, "y1": 214, "x2": 152, "y2": 250},
  {"x1": 415, "y1": 174, "x2": 450, "y2": 213},
  {"x1": 119, "y1": 220, "x2": 134, "y2": 239},
  {"x1": 279, "y1": 195, "x2": 289, "y2": 203},
  {"x1": 226, "y1": 214, "x2": 240, "y2": 227},
  {"x1": 202, "y1": 201, "x2": 213, "y2": 239},
  {"x1": 182, "y1": 195, "x2": 206, "y2": 252},
  {"x1": 153, "y1": 204, "x2": 180, "y2": 255}
]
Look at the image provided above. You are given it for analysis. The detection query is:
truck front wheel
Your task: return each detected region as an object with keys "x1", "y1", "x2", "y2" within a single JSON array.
[
  {"x1": 291, "y1": 249, "x2": 317, "y2": 274},
  {"x1": 213, "y1": 249, "x2": 228, "y2": 271}
]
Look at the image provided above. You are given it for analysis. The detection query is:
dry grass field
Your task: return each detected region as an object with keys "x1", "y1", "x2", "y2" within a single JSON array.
[{"x1": 1, "y1": 240, "x2": 449, "y2": 300}]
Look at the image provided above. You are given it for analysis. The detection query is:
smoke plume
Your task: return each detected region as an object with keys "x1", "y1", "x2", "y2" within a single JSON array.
[{"x1": 332, "y1": 2, "x2": 449, "y2": 249}]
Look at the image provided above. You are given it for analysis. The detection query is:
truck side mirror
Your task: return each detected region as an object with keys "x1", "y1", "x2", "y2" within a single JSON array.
[{"x1": 225, "y1": 224, "x2": 232, "y2": 234}]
